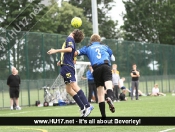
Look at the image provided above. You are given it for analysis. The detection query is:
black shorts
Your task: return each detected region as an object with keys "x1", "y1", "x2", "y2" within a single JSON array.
[
  {"x1": 93, "y1": 64, "x2": 112, "y2": 87},
  {"x1": 9, "y1": 87, "x2": 19, "y2": 98}
]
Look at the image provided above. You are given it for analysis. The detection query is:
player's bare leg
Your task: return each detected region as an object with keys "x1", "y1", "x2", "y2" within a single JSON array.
[
  {"x1": 15, "y1": 98, "x2": 21, "y2": 110},
  {"x1": 105, "y1": 81, "x2": 115, "y2": 113},
  {"x1": 10, "y1": 98, "x2": 13, "y2": 110}
]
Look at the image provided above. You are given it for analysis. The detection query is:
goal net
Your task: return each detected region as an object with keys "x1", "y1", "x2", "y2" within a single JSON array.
[{"x1": 48, "y1": 61, "x2": 90, "y2": 104}]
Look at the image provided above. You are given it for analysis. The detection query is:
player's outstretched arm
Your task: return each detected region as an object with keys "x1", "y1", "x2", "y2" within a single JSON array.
[
  {"x1": 76, "y1": 46, "x2": 87, "y2": 56},
  {"x1": 74, "y1": 51, "x2": 78, "y2": 57},
  {"x1": 47, "y1": 47, "x2": 72, "y2": 55}
]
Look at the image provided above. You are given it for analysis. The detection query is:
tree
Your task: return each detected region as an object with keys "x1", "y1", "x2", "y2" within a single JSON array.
[
  {"x1": 122, "y1": 0, "x2": 175, "y2": 75},
  {"x1": 122, "y1": 0, "x2": 175, "y2": 44},
  {"x1": 0, "y1": 0, "x2": 94, "y2": 79},
  {"x1": 0, "y1": 0, "x2": 50, "y2": 32},
  {"x1": 0, "y1": 0, "x2": 51, "y2": 79},
  {"x1": 0, "y1": 0, "x2": 49, "y2": 58},
  {"x1": 69, "y1": 0, "x2": 119, "y2": 39}
]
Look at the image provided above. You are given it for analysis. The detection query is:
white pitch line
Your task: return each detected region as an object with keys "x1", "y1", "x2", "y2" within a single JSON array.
[
  {"x1": 0, "y1": 109, "x2": 51, "y2": 115},
  {"x1": 9, "y1": 111, "x2": 29, "y2": 114},
  {"x1": 159, "y1": 128, "x2": 175, "y2": 132},
  {"x1": 0, "y1": 107, "x2": 70, "y2": 116}
]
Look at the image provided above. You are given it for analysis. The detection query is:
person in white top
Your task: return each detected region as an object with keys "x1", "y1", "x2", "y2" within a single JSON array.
[
  {"x1": 151, "y1": 84, "x2": 166, "y2": 96},
  {"x1": 119, "y1": 77, "x2": 131, "y2": 93}
]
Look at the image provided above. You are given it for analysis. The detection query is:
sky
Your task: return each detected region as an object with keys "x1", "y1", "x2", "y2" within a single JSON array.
[{"x1": 108, "y1": 0, "x2": 126, "y2": 27}]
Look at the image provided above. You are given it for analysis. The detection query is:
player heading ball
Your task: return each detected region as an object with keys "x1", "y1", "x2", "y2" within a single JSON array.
[{"x1": 47, "y1": 29, "x2": 94, "y2": 117}]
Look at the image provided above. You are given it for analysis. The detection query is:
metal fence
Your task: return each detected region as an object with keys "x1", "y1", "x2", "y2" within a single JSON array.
[{"x1": 0, "y1": 31, "x2": 175, "y2": 108}]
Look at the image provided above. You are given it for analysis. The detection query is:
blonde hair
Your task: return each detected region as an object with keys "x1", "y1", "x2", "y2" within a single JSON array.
[
  {"x1": 112, "y1": 64, "x2": 117, "y2": 67},
  {"x1": 90, "y1": 34, "x2": 101, "y2": 42},
  {"x1": 155, "y1": 84, "x2": 158, "y2": 86}
]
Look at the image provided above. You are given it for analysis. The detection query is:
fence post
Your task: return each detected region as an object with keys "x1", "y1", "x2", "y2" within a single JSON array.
[
  {"x1": 168, "y1": 47, "x2": 170, "y2": 93},
  {"x1": 168, "y1": 75, "x2": 170, "y2": 93},
  {"x1": 145, "y1": 76, "x2": 148, "y2": 94},
  {"x1": 1, "y1": 81, "x2": 4, "y2": 108},
  {"x1": 7, "y1": 31, "x2": 11, "y2": 74},
  {"x1": 152, "y1": 44, "x2": 156, "y2": 84},
  {"x1": 125, "y1": 41, "x2": 129, "y2": 74},
  {"x1": 134, "y1": 42, "x2": 138, "y2": 65},
  {"x1": 37, "y1": 80, "x2": 39, "y2": 101},
  {"x1": 42, "y1": 34, "x2": 46, "y2": 80},
  {"x1": 57, "y1": 34, "x2": 59, "y2": 74},
  {"x1": 20, "y1": 81, "x2": 23, "y2": 106},
  {"x1": 161, "y1": 75, "x2": 163, "y2": 93},
  {"x1": 25, "y1": 33, "x2": 30, "y2": 106},
  {"x1": 116, "y1": 40, "x2": 119, "y2": 66}
]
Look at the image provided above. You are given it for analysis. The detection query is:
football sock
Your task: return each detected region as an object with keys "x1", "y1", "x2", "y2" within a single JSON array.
[
  {"x1": 106, "y1": 89, "x2": 113, "y2": 99},
  {"x1": 77, "y1": 90, "x2": 90, "y2": 108},
  {"x1": 73, "y1": 94, "x2": 84, "y2": 110},
  {"x1": 99, "y1": 102, "x2": 106, "y2": 117},
  {"x1": 105, "y1": 94, "x2": 108, "y2": 100}
]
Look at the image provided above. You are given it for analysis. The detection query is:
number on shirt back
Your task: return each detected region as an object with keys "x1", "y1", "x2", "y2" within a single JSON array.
[{"x1": 95, "y1": 48, "x2": 101, "y2": 59}]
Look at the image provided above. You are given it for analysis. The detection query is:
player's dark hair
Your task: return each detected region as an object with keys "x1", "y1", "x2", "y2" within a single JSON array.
[{"x1": 72, "y1": 29, "x2": 84, "y2": 43}]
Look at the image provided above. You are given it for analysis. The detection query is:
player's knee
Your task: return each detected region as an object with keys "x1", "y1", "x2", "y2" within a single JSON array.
[
  {"x1": 66, "y1": 89, "x2": 75, "y2": 96},
  {"x1": 70, "y1": 82, "x2": 80, "y2": 92}
]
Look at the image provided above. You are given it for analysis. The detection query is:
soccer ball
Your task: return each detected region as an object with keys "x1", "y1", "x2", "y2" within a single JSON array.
[{"x1": 71, "y1": 17, "x2": 82, "y2": 28}]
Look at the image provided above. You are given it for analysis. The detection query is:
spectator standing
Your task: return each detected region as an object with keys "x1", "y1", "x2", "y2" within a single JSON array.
[
  {"x1": 112, "y1": 64, "x2": 120, "y2": 102},
  {"x1": 7, "y1": 67, "x2": 21, "y2": 110},
  {"x1": 82, "y1": 65, "x2": 98, "y2": 103},
  {"x1": 130, "y1": 64, "x2": 140, "y2": 100}
]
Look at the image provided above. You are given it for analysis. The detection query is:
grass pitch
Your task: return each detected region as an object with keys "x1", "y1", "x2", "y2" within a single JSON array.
[{"x1": 0, "y1": 94, "x2": 175, "y2": 132}]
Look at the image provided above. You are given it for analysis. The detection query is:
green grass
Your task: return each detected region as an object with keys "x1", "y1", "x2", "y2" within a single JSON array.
[{"x1": 0, "y1": 94, "x2": 175, "y2": 132}]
